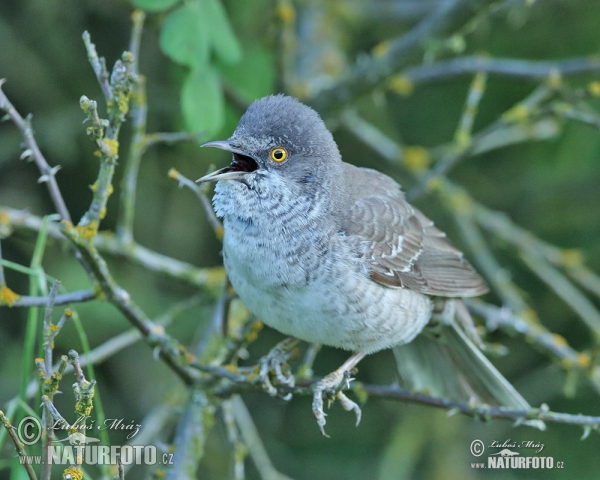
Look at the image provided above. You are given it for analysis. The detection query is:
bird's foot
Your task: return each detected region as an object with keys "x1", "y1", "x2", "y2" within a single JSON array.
[
  {"x1": 312, "y1": 369, "x2": 361, "y2": 437},
  {"x1": 258, "y1": 337, "x2": 299, "y2": 400}
]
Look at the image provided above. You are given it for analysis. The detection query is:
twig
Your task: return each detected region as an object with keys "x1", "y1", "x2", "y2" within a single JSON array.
[
  {"x1": 402, "y1": 55, "x2": 600, "y2": 84},
  {"x1": 11, "y1": 290, "x2": 96, "y2": 307},
  {"x1": 473, "y1": 204, "x2": 600, "y2": 300},
  {"x1": 408, "y1": 84, "x2": 555, "y2": 200},
  {"x1": 43, "y1": 281, "x2": 61, "y2": 375},
  {"x1": 129, "y1": 10, "x2": 145, "y2": 76},
  {"x1": 1, "y1": 206, "x2": 225, "y2": 289},
  {"x1": 169, "y1": 168, "x2": 223, "y2": 237},
  {"x1": 0, "y1": 80, "x2": 72, "y2": 223},
  {"x1": 62, "y1": 222, "x2": 201, "y2": 386},
  {"x1": 144, "y1": 132, "x2": 202, "y2": 149},
  {"x1": 466, "y1": 299, "x2": 600, "y2": 393},
  {"x1": 40, "y1": 396, "x2": 71, "y2": 430},
  {"x1": 359, "y1": 384, "x2": 600, "y2": 431},
  {"x1": 520, "y1": 250, "x2": 600, "y2": 338},
  {"x1": 117, "y1": 11, "x2": 146, "y2": 244},
  {"x1": 0, "y1": 238, "x2": 5, "y2": 287},
  {"x1": 230, "y1": 395, "x2": 292, "y2": 480},
  {"x1": 0, "y1": 411, "x2": 38, "y2": 480},
  {"x1": 166, "y1": 391, "x2": 215, "y2": 480},
  {"x1": 79, "y1": 33, "x2": 135, "y2": 231},
  {"x1": 309, "y1": 0, "x2": 497, "y2": 110},
  {"x1": 210, "y1": 370, "x2": 600, "y2": 432},
  {"x1": 82, "y1": 31, "x2": 112, "y2": 101},
  {"x1": 222, "y1": 400, "x2": 246, "y2": 480}
]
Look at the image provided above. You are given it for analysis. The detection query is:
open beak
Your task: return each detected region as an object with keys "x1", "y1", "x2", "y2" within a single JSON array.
[{"x1": 196, "y1": 140, "x2": 259, "y2": 183}]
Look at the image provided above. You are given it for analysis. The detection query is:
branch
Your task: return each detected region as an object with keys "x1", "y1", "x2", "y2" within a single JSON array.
[
  {"x1": 0, "y1": 80, "x2": 72, "y2": 223},
  {"x1": 1, "y1": 207, "x2": 225, "y2": 289},
  {"x1": 0, "y1": 411, "x2": 38, "y2": 480},
  {"x1": 466, "y1": 299, "x2": 600, "y2": 394},
  {"x1": 206, "y1": 367, "x2": 600, "y2": 433},
  {"x1": 359, "y1": 384, "x2": 600, "y2": 432},
  {"x1": 62, "y1": 222, "x2": 201, "y2": 386},
  {"x1": 402, "y1": 55, "x2": 600, "y2": 84},
  {"x1": 308, "y1": 0, "x2": 500, "y2": 111},
  {"x1": 11, "y1": 290, "x2": 96, "y2": 307},
  {"x1": 169, "y1": 169, "x2": 223, "y2": 238}
]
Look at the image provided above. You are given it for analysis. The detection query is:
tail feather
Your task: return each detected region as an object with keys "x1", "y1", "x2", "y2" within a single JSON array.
[{"x1": 393, "y1": 303, "x2": 545, "y2": 430}]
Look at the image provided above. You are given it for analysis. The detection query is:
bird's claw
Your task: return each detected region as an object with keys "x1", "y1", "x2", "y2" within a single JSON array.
[
  {"x1": 258, "y1": 341, "x2": 296, "y2": 400},
  {"x1": 312, "y1": 369, "x2": 361, "y2": 437}
]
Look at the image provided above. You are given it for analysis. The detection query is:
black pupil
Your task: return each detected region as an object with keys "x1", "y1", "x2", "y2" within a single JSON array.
[{"x1": 274, "y1": 150, "x2": 283, "y2": 159}]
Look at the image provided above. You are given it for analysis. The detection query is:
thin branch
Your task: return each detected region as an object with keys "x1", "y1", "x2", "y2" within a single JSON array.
[
  {"x1": 466, "y1": 299, "x2": 600, "y2": 393},
  {"x1": 210, "y1": 370, "x2": 600, "y2": 432},
  {"x1": 0, "y1": 411, "x2": 38, "y2": 480},
  {"x1": 82, "y1": 31, "x2": 113, "y2": 101},
  {"x1": 1, "y1": 206, "x2": 225, "y2": 289},
  {"x1": 11, "y1": 290, "x2": 96, "y2": 308},
  {"x1": 144, "y1": 132, "x2": 202, "y2": 149},
  {"x1": 169, "y1": 168, "x2": 223, "y2": 237},
  {"x1": 309, "y1": 0, "x2": 499, "y2": 111},
  {"x1": 62, "y1": 222, "x2": 201, "y2": 386},
  {"x1": 0, "y1": 238, "x2": 5, "y2": 288},
  {"x1": 43, "y1": 281, "x2": 61, "y2": 376},
  {"x1": 359, "y1": 384, "x2": 600, "y2": 430},
  {"x1": 0, "y1": 80, "x2": 72, "y2": 223},
  {"x1": 230, "y1": 395, "x2": 293, "y2": 480}
]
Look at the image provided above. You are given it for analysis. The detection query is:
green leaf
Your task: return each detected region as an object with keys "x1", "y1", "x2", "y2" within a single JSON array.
[
  {"x1": 218, "y1": 44, "x2": 275, "y2": 102},
  {"x1": 181, "y1": 66, "x2": 224, "y2": 135},
  {"x1": 204, "y1": 0, "x2": 241, "y2": 64},
  {"x1": 133, "y1": 0, "x2": 180, "y2": 12},
  {"x1": 160, "y1": 3, "x2": 209, "y2": 67}
]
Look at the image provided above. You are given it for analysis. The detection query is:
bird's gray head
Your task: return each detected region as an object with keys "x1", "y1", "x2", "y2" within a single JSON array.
[{"x1": 197, "y1": 95, "x2": 343, "y2": 221}]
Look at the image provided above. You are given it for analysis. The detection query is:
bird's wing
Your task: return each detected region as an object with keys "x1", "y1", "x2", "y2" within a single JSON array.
[{"x1": 340, "y1": 166, "x2": 488, "y2": 297}]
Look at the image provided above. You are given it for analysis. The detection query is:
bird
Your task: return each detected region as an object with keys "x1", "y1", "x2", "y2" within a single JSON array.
[{"x1": 196, "y1": 94, "x2": 544, "y2": 436}]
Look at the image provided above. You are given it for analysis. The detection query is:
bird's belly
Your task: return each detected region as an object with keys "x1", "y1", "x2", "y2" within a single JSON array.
[{"x1": 223, "y1": 226, "x2": 433, "y2": 353}]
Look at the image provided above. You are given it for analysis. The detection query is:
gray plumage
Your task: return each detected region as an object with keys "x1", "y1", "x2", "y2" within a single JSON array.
[{"x1": 197, "y1": 94, "x2": 542, "y2": 425}]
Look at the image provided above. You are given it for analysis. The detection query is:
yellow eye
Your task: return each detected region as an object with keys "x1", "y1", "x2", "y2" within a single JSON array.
[{"x1": 270, "y1": 147, "x2": 288, "y2": 163}]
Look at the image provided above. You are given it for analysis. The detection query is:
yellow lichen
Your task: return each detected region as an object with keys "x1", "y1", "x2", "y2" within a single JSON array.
[
  {"x1": 372, "y1": 40, "x2": 390, "y2": 58},
  {"x1": 63, "y1": 466, "x2": 83, "y2": 480},
  {"x1": 107, "y1": 183, "x2": 114, "y2": 197},
  {"x1": 246, "y1": 320, "x2": 264, "y2": 343},
  {"x1": 519, "y1": 307, "x2": 539, "y2": 323},
  {"x1": 0, "y1": 287, "x2": 20, "y2": 306},
  {"x1": 224, "y1": 364, "x2": 239, "y2": 373},
  {"x1": 502, "y1": 104, "x2": 529, "y2": 123},
  {"x1": 402, "y1": 146, "x2": 430, "y2": 172},
  {"x1": 103, "y1": 139, "x2": 119, "y2": 157},
  {"x1": 277, "y1": 3, "x2": 296, "y2": 23},
  {"x1": 0, "y1": 210, "x2": 9, "y2": 225},
  {"x1": 215, "y1": 226, "x2": 224, "y2": 241},
  {"x1": 64, "y1": 308, "x2": 73, "y2": 317},
  {"x1": 168, "y1": 168, "x2": 179, "y2": 180},
  {"x1": 588, "y1": 81, "x2": 600, "y2": 96},
  {"x1": 205, "y1": 267, "x2": 227, "y2": 291},
  {"x1": 547, "y1": 68, "x2": 562, "y2": 89},
  {"x1": 426, "y1": 177, "x2": 444, "y2": 193},
  {"x1": 388, "y1": 75, "x2": 414, "y2": 96},
  {"x1": 577, "y1": 352, "x2": 591, "y2": 369},
  {"x1": 90, "y1": 181, "x2": 98, "y2": 193},
  {"x1": 454, "y1": 130, "x2": 471, "y2": 148},
  {"x1": 447, "y1": 189, "x2": 472, "y2": 211},
  {"x1": 99, "y1": 207, "x2": 107, "y2": 220},
  {"x1": 75, "y1": 221, "x2": 99, "y2": 241},
  {"x1": 561, "y1": 249, "x2": 583, "y2": 266},
  {"x1": 551, "y1": 333, "x2": 568, "y2": 348},
  {"x1": 49, "y1": 324, "x2": 60, "y2": 333}
]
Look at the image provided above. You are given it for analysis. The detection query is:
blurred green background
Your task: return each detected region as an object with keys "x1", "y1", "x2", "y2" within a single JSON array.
[{"x1": 1, "y1": 0, "x2": 600, "y2": 478}]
